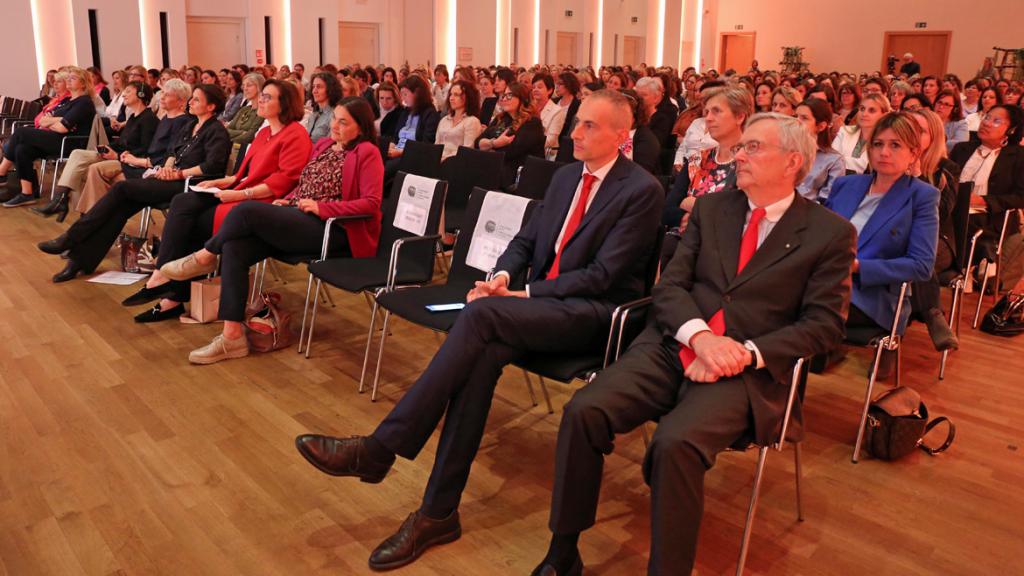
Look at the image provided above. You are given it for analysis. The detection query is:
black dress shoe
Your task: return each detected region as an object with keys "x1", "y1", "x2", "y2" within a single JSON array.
[
  {"x1": 52, "y1": 260, "x2": 91, "y2": 283},
  {"x1": 31, "y1": 191, "x2": 68, "y2": 219},
  {"x1": 122, "y1": 284, "x2": 176, "y2": 307},
  {"x1": 294, "y1": 434, "x2": 393, "y2": 483},
  {"x1": 531, "y1": 555, "x2": 584, "y2": 576},
  {"x1": 368, "y1": 510, "x2": 461, "y2": 571},
  {"x1": 38, "y1": 233, "x2": 72, "y2": 255},
  {"x1": 134, "y1": 303, "x2": 184, "y2": 323}
]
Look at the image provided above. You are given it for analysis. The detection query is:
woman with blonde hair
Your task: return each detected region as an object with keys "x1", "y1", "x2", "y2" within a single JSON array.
[
  {"x1": 0, "y1": 66, "x2": 96, "y2": 207},
  {"x1": 225, "y1": 73, "x2": 265, "y2": 143},
  {"x1": 770, "y1": 85, "x2": 801, "y2": 116},
  {"x1": 832, "y1": 92, "x2": 892, "y2": 174}
]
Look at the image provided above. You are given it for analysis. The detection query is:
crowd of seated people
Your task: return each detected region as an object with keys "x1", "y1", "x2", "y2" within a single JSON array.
[{"x1": 4, "y1": 54, "x2": 1024, "y2": 576}]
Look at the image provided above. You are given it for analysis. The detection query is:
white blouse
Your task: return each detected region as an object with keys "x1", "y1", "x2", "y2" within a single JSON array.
[{"x1": 435, "y1": 114, "x2": 483, "y2": 160}]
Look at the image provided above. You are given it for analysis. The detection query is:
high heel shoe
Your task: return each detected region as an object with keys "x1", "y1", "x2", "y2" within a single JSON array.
[
  {"x1": 38, "y1": 233, "x2": 72, "y2": 255},
  {"x1": 31, "y1": 188, "x2": 70, "y2": 219}
]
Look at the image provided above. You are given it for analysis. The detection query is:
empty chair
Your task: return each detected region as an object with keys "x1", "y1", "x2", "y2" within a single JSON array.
[
  {"x1": 510, "y1": 155, "x2": 565, "y2": 199},
  {"x1": 395, "y1": 139, "x2": 443, "y2": 180},
  {"x1": 441, "y1": 146, "x2": 505, "y2": 234}
]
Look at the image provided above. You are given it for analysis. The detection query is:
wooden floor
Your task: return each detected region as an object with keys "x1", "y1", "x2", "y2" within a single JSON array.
[{"x1": 0, "y1": 205, "x2": 1022, "y2": 576}]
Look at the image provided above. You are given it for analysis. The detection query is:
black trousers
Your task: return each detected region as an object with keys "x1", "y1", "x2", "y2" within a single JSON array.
[
  {"x1": 3, "y1": 127, "x2": 71, "y2": 187},
  {"x1": 371, "y1": 296, "x2": 608, "y2": 518},
  {"x1": 67, "y1": 178, "x2": 187, "y2": 272},
  {"x1": 156, "y1": 192, "x2": 219, "y2": 302},
  {"x1": 911, "y1": 238, "x2": 955, "y2": 318},
  {"x1": 204, "y1": 203, "x2": 350, "y2": 321},
  {"x1": 548, "y1": 339, "x2": 753, "y2": 576}
]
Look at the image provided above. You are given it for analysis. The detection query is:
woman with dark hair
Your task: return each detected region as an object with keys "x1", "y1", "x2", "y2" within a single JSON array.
[
  {"x1": 160, "y1": 97, "x2": 384, "y2": 363},
  {"x1": 37, "y1": 85, "x2": 231, "y2": 283},
  {"x1": 965, "y1": 86, "x2": 1002, "y2": 134},
  {"x1": 796, "y1": 98, "x2": 845, "y2": 201},
  {"x1": 477, "y1": 70, "x2": 498, "y2": 126},
  {"x1": 219, "y1": 70, "x2": 245, "y2": 122},
  {"x1": 754, "y1": 81, "x2": 774, "y2": 113},
  {"x1": 118, "y1": 79, "x2": 312, "y2": 319},
  {"x1": 435, "y1": 80, "x2": 482, "y2": 161},
  {"x1": 381, "y1": 67, "x2": 397, "y2": 85},
  {"x1": 933, "y1": 88, "x2": 968, "y2": 152},
  {"x1": 382, "y1": 75, "x2": 441, "y2": 184},
  {"x1": 89, "y1": 66, "x2": 111, "y2": 105},
  {"x1": 900, "y1": 92, "x2": 933, "y2": 111},
  {"x1": 475, "y1": 82, "x2": 545, "y2": 187},
  {"x1": 834, "y1": 82, "x2": 861, "y2": 130},
  {"x1": 618, "y1": 88, "x2": 660, "y2": 175},
  {"x1": 304, "y1": 72, "x2": 344, "y2": 143},
  {"x1": 921, "y1": 75, "x2": 940, "y2": 104}
]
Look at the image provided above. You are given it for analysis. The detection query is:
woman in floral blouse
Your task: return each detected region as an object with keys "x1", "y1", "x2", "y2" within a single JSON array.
[{"x1": 161, "y1": 97, "x2": 384, "y2": 365}]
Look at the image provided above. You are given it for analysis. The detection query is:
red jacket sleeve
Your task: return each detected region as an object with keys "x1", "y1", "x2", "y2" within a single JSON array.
[{"x1": 317, "y1": 143, "x2": 384, "y2": 220}]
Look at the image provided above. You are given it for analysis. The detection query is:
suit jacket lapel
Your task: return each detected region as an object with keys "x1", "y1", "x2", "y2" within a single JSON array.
[
  {"x1": 714, "y1": 191, "x2": 749, "y2": 285},
  {"x1": 534, "y1": 162, "x2": 585, "y2": 274},
  {"x1": 857, "y1": 175, "x2": 913, "y2": 249},
  {"x1": 728, "y1": 193, "x2": 808, "y2": 292}
]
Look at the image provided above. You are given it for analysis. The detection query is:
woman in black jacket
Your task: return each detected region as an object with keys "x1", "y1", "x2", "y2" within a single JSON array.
[
  {"x1": 620, "y1": 88, "x2": 661, "y2": 176},
  {"x1": 476, "y1": 82, "x2": 545, "y2": 188},
  {"x1": 37, "y1": 84, "x2": 231, "y2": 286},
  {"x1": 382, "y1": 74, "x2": 441, "y2": 190}
]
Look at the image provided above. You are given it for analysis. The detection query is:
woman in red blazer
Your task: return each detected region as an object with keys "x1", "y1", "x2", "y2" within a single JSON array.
[
  {"x1": 124, "y1": 79, "x2": 312, "y2": 319},
  {"x1": 160, "y1": 97, "x2": 384, "y2": 364}
]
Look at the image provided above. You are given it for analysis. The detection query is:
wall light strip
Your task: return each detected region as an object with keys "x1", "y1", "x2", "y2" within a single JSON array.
[
  {"x1": 283, "y1": 0, "x2": 293, "y2": 65},
  {"x1": 678, "y1": 0, "x2": 686, "y2": 70},
  {"x1": 693, "y1": 0, "x2": 703, "y2": 70},
  {"x1": 448, "y1": 0, "x2": 457, "y2": 66},
  {"x1": 138, "y1": 0, "x2": 150, "y2": 68},
  {"x1": 595, "y1": 0, "x2": 603, "y2": 69},
  {"x1": 532, "y1": 0, "x2": 540, "y2": 64},
  {"x1": 656, "y1": 0, "x2": 665, "y2": 67},
  {"x1": 29, "y1": 0, "x2": 45, "y2": 85}
]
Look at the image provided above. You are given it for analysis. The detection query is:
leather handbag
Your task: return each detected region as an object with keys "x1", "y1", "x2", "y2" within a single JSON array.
[
  {"x1": 244, "y1": 292, "x2": 294, "y2": 353},
  {"x1": 864, "y1": 386, "x2": 955, "y2": 461},
  {"x1": 980, "y1": 292, "x2": 1024, "y2": 337}
]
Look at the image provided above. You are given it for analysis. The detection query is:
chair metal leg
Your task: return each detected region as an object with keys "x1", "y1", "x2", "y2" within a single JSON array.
[
  {"x1": 853, "y1": 342, "x2": 886, "y2": 463},
  {"x1": 358, "y1": 295, "x2": 381, "y2": 393},
  {"x1": 297, "y1": 272, "x2": 315, "y2": 353},
  {"x1": 370, "y1": 310, "x2": 392, "y2": 401},
  {"x1": 303, "y1": 279, "x2": 323, "y2": 359},
  {"x1": 894, "y1": 339, "x2": 902, "y2": 387},
  {"x1": 49, "y1": 158, "x2": 63, "y2": 198},
  {"x1": 973, "y1": 260, "x2": 991, "y2": 328},
  {"x1": 939, "y1": 349, "x2": 950, "y2": 380},
  {"x1": 736, "y1": 446, "x2": 770, "y2": 576},
  {"x1": 538, "y1": 375, "x2": 554, "y2": 414},
  {"x1": 521, "y1": 369, "x2": 539, "y2": 407},
  {"x1": 793, "y1": 443, "x2": 805, "y2": 522},
  {"x1": 139, "y1": 206, "x2": 152, "y2": 238}
]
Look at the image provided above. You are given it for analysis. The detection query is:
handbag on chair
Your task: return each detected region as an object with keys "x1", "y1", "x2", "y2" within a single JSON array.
[{"x1": 864, "y1": 386, "x2": 955, "y2": 461}]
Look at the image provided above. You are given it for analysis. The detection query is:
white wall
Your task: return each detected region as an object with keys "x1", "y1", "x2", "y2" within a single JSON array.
[
  {"x1": 602, "y1": 0, "x2": 647, "y2": 66},
  {"x1": 457, "y1": 0, "x2": 496, "y2": 67},
  {"x1": 2, "y1": 0, "x2": 42, "y2": 99},
  {"x1": 140, "y1": 0, "x2": 189, "y2": 69},
  {"x1": 290, "y1": 0, "x2": 338, "y2": 68},
  {"x1": 71, "y1": 0, "x2": 144, "y2": 72},
  {"x1": 711, "y1": 0, "x2": 1024, "y2": 78}
]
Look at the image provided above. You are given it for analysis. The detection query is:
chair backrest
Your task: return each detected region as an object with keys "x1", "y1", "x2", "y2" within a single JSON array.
[
  {"x1": 396, "y1": 139, "x2": 444, "y2": 179},
  {"x1": 446, "y1": 187, "x2": 537, "y2": 288},
  {"x1": 377, "y1": 171, "x2": 448, "y2": 275},
  {"x1": 21, "y1": 101, "x2": 41, "y2": 120},
  {"x1": 0, "y1": 97, "x2": 14, "y2": 116},
  {"x1": 514, "y1": 156, "x2": 565, "y2": 200},
  {"x1": 441, "y1": 146, "x2": 505, "y2": 230}
]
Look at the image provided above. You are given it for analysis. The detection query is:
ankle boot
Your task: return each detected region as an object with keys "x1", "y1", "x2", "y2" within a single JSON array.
[
  {"x1": 32, "y1": 186, "x2": 70, "y2": 218},
  {"x1": 924, "y1": 308, "x2": 959, "y2": 351}
]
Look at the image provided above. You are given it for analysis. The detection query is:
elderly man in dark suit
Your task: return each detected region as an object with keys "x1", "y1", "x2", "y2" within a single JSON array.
[
  {"x1": 294, "y1": 89, "x2": 663, "y2": 572},
  {"x1": 532, "y1": 113, "x2": 858, "y2": 576}
]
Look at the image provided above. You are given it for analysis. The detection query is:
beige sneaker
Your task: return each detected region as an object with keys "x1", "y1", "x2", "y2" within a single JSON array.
[
  {"x1": 189, "y1": 334, "x2": 249, "y2": 365},
  {"x1": 161, "y1": 252, "x2": 217, "y2": 281}
]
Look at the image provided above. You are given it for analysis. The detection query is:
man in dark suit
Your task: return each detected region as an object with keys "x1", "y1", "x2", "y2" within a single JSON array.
[
  {"x1": 294, "y1": 90, "x2": 663, "y2": 572},
  {"x1": 532, "y1": 113, "x2": 858, "y2": 576}
]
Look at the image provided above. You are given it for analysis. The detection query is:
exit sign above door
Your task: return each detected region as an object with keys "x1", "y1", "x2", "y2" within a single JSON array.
[{"x1": 915, "y1": 22, "x2": 927, "y2": 28}]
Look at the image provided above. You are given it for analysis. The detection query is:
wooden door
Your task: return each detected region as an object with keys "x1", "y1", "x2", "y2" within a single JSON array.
[
  {"x1": 622, "y1": 35, "x2": 645, "y2": 67},
  {"x1": 719, "y1": 32, "x2": 755, "y2": 73},
  {"x1": 556, "y1": 32, "x2": 578, "y2": 66},
  {"x1": 338, "y1": 22, "x2": 380, "y2": 67},
  {"x1": 883, "y1": 31, "x2": 952, "y2": 77},
  {"x1": 187, "y1": 18, "x2": 245, "y2": 69}
]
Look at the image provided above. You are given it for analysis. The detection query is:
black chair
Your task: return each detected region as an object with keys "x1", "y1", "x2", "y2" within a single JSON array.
[
  {"x1": 298, "y1": 172, "x2": 448, "y2": 361},
  {"x1": 366, "y1": 188, "x2": 537, "y2": 401},
  {"x1": 938, "y1": 182, "x2": 983, "y2": 379},
  {"x1": 441, "y1": 146, "x2": 505, "y2": 234},
  {"x1": 395, "y1": 140, "x2": 444, "y2": 180},
  {"x1": 138, "y1": 174, "x2": 224, "y2": 240},
  {"x1": 512, "y1": 227, "x2": 664, "y2": 412},
  {"x1": 509, "y1": 155, "x2": 565, "y2": 200},
  {"x1": 972, "y1": 209, "x2": 1015, "y2": 328}
]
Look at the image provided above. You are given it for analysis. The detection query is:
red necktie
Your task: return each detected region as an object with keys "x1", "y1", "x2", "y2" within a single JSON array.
[
  {"x1": 678, "y1": 207, "x2": 767, "y2": 367},
  {"x1": 547, "y1": 173, "x2": 598, "y2": 279}
]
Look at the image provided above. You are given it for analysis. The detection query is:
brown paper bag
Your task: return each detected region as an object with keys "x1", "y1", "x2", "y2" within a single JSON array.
[{"x1": 180, "y1": 277, "x2": 221, "y2": 324}]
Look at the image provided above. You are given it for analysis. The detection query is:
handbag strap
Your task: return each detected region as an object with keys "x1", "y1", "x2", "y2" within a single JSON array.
[{"x1": 918, "y1": 416, "x2": 956, "y2": 455}]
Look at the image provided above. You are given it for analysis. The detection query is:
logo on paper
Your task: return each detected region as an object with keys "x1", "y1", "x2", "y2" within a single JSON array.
[
  {"x1": 484, "y1": 220, "x2": 496, "y2": 233},
  {"x1": 407, "y1": 186, "x2": 417, "y2": 197}
]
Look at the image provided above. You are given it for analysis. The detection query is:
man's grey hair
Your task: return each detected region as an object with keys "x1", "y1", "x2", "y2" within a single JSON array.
[
  {"x1": 635, "y1": 76, "x2": 663, "y2": 94},
  {"x1": 745, "y1": 112, "x2": 816, "y2": 183},
  {"x1": 587, "y1": 88, "x2": 634, "y2": 131},
  {"x1": 703, "y1": 86, "x2": 754, "y2": 122},
  {"x1": 161, "y1": 78, "x2": 192, "y2": 101}
]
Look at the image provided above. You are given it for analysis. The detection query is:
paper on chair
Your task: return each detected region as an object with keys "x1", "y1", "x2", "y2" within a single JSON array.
[
  {"x1": 86, "y1": 271, "x2": 149, "y2": 285},
  {"x1": 189, "y1": 185, "x2": 223, "y2": 194},
  {"x1": 466, "y1": 192, "x2": 531, "y2": 273},
  {"x1": 394, "y1": 174, "x2": 436, "y2": 235}
]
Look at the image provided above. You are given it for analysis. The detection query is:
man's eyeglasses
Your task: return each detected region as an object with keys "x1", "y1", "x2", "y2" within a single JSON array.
[{"x1": 730, "y1": 140, "x2": 779, "y2": 156}]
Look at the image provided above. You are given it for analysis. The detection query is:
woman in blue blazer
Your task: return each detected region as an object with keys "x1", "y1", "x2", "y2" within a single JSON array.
[{"x1": 827, "y1": 112, "x2": 939, "y2": 376}]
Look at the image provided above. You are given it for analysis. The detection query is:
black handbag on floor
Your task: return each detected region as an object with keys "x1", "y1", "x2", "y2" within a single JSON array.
[
  {"x1": 980, "y1": 292, "x2": 1024, "y2": 337},
  {"x1": 864, "y1": 387, "x2": 955, "y2": 461}
]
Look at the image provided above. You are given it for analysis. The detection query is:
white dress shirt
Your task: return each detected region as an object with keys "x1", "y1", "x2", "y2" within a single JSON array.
[
  {"x1": 960, "y1": 145, "x2": 1000, "y2": 201},
  {"x1": 674, "y1": 192, "x2": 797, "y2": 369},
  {"x1": 495, "y1": 156, "x2": 618, "y2": 296},
  {"x1": 675, "y1": 117, "x2": 718, "y2": 166}
]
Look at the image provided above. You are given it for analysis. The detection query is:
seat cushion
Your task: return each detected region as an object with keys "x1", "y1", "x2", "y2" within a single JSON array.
[
  {"x1": 515, "y1": 352, "x2": 605, "y2": 384},
  {"x1": 308, "y1": 257, "x2": 433, "y2": 294},
  {"x1": 376, "y1": 284, "x2": 468, "y2": 332}
]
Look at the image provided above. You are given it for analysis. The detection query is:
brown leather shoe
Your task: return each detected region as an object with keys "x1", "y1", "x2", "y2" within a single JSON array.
[
  {"x1": 368, "y1": 510, "x2": 461, "y2": 571},
  {"x1": 294, "y1": 434, "x2": 393, "y2": 483}
]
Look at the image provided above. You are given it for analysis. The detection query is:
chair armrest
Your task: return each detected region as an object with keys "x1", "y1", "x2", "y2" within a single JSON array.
[
  {"x1": 386, "y1": 234, "x2": 443, "y2": 291},
  {"x1": 318, "y1": 215, "x2": 374, "y2": 260},
  {"x1": 605, "y1": 296, "x2": 654, "y2": 367}
]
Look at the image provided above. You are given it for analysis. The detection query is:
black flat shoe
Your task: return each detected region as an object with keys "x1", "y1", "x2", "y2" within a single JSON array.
[
  {"x1": 52, "y1": 260, "x2": 91, "y2": 283},
  {"x1": 134, "y1": 303, "x2": 183, "y2": 323},
  {"x1": 531, "y1": 555, "x2": 583, "y2": 576},
  {"x1": 122, "y1": 284, "x2": 175, "y2": 307},
  {"x1": 38, "y1": 233, "x2": 72, "y2": 255}
]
